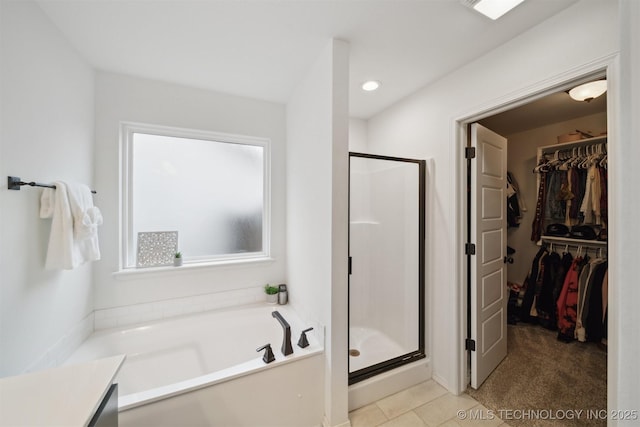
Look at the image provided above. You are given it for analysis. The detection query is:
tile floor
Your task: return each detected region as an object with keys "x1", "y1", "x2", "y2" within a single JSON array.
[{"x1": 349, "y1": 380, "x2": 511, "y2": 427}]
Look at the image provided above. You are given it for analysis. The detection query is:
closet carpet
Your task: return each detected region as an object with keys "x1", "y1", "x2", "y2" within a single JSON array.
[{"x1": 466, "y1": 323, "x2": 607, "y2": 427}]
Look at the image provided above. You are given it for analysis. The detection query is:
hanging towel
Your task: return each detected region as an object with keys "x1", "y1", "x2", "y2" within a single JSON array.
[
  {"x1": 40, "y1": 181, "x2": 102, "y2": 270},
  {"x1": 66, "y1": 182, "x2": 103, "y2": 242}
]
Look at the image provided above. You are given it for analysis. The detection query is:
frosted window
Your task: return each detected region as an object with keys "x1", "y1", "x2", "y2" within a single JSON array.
[{"x1": 122, "y1": 124, "x2": 269, "y2": 268}]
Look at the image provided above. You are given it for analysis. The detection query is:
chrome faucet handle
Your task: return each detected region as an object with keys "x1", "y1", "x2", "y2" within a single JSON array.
[
  {"x1": 256, "y1": 344, "x2": 275, "y2": 364},
  {"x1": 297, "y1": 327, "x2": 314, "y2": 348}
]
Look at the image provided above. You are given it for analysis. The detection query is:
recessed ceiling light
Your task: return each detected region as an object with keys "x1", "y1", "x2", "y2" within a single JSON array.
[
  {"x1": 362, "y1": 80, "x2": 380, "y2": 91},
  {"x1": 462, "y1": 0, "x2": 525, "y2": 20}
]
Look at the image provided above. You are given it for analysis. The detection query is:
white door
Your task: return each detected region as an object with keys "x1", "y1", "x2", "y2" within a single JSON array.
[{"x1": 470, "y1": 123, "x2": 507, "y2": 389}]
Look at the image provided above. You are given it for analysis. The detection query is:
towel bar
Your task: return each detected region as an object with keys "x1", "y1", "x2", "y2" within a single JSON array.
[{"x1": 7, "y1": 176, "x2": 96, "y2": 194}]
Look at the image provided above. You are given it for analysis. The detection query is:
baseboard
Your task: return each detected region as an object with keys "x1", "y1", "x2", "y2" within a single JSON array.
[
  {"x1": 322, "y1": 416, "x2": 352, "y2": 427},
  {"x1": 431, "y1": 372, "x2": 457, "y2": 395}
]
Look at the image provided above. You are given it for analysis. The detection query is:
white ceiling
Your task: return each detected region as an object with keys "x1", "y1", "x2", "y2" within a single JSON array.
[{"x1": 36, "y1": 0, "x2": 579, "y2": 119}]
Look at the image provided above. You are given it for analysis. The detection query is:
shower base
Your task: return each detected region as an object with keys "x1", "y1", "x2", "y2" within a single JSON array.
[
  {"x1": 348, "y1": 326, "x2": 430, "y2": 410},
  {"x1": 348, "y1": 326, "x2": 406, "y2": 373}
]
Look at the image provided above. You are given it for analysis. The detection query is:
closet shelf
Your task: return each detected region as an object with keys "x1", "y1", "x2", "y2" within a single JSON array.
[{"x1": 540, "y1": 235, "x2": 607, "y2": 247}]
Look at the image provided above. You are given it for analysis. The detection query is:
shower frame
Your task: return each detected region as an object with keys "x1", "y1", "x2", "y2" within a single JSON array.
[{"x1": 348, "y1": 152, "x2": 426, "y2": 385}]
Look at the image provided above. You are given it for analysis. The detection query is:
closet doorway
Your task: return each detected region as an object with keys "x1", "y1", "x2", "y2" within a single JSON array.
[{"x1": 464, "y1": 78, "x2": 609, "y2": 425}]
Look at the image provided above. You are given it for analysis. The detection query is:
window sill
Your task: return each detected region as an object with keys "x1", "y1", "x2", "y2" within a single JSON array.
[{"x1": 112, "y1": 257, "x2": 275, "y2": 281}]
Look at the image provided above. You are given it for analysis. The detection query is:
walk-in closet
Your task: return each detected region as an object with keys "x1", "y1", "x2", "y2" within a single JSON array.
[{"x1": 467, "y1": 83, "x2": 608, "y2": 427}]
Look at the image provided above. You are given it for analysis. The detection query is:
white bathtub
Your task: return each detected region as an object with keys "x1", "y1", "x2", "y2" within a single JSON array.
[{"x1": 65, "y1": 303, "x2": 325, "y2": 427}]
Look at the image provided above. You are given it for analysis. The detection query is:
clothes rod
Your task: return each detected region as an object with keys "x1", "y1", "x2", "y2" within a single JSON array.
[
  {"x1": 7, "y1": 176, "x2": 96, "y2": 194},
  {"x1": 540, "y1": 236, "x2": 607, "y2": 250},
  {"x1": 543, "y1": 242, "x2": 607, "y2": 258}
]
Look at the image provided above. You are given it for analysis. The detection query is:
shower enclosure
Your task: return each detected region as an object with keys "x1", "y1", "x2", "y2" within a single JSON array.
[{"x1": 348, "y1": 153, "x2": 426, "y2": 384}]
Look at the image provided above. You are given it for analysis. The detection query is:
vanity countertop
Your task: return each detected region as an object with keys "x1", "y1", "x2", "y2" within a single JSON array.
[{"x1": 0, "y1": 354, "x2": 125, "y2": 426}]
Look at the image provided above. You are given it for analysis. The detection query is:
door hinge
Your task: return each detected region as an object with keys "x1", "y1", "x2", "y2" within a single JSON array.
[
  {"x1": 465, "y1": 338, "x2": 476, "y2": 351},
  {"x1": 465, "y1": 147, "x2": 476, "y2": 159},
  {"x1": 465, "y1": 243, "x2": 476, "y2": 255}
]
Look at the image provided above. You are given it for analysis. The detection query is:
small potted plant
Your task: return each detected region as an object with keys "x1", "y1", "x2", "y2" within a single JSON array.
[
  {"x1": 173, "y1": 251, "x2": 183, "y2": 267},
  {"x1": 264, "y1": 284, "x2": 279, "y2": 304}
]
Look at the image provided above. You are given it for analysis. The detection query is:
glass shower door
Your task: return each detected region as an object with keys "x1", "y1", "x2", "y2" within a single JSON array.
[{"x1": 348, "y1": 153, "x2": 426, "y2": 384}]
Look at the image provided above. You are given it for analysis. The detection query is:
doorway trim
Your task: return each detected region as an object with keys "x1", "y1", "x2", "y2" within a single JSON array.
[{"x1": 452, "y1": 53, "x2": 619, "y2": 411}]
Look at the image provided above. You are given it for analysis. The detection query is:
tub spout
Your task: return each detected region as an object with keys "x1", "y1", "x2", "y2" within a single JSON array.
[{"x1": 271, "y1": 311, "x2": 293, "y2": 356}]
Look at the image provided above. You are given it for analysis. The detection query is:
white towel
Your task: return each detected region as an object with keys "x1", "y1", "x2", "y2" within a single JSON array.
[
  {"x1": 66, "y1": 182, "x2": 103, "y2": 242},
  {"x1": 40, "y1": 181, "x2": 102, "y2": 270}
]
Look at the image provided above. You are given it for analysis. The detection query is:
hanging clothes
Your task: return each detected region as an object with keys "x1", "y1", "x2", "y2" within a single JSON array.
[
  {"x1": 561, "y1": 251, "x2": 574, "y2": 281},
  {"x1": 575, "y1": 258, "x2": 606, "y2": 342},
  {"x1": 569, "y1": 167, "x2": 586, "y2": 221},
  {"x1": 535, "y1": 250, "x2": 567, "y2": 330},
  {"x1": 520, "y1": 246, "x2": 548, "y2": 322},
  {"x1": 507, "y1": 180, "x2": 520, "y2": 228},
  {"x1": 599, "y1": 166, "x2": 608, "y2": 227},
  {"x1": 509, "y1": 172, "x2": 527, "y2": 213},
  {"x1": 557, "y1": 255, "x2": 588, "y2": 342},
  {"x1": 585, "y1": 261, "x2": 608, "y2": 342},
  {"x1": 580, "y1": 164, "x2": 602, "y2": 224},
  {"x1": 523, "y1": 139, "x2": 609, "y2": 346},
  {"x1": 545, "y1": 170, "x2": 566, "y2": 221},
  {"x1": 507, "y1": 171, "x2": 526, "y2": 228},
  {"x1": 564, "y1": 168, "x2": 575, "y2": 226},
  {"x1": 592, "y1": 165, "x2": 602, "y2": 225},
  {"x1": 601, "y1": 269, "x2": 608, "y2": 324},
  {"x1": 531, "y1": 168, "x2": 548, "y2": 242}
]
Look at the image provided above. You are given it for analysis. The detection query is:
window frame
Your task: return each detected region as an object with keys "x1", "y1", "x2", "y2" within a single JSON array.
[{"x1": 119, "y1": 122, "x2": 272, "y2": 271}]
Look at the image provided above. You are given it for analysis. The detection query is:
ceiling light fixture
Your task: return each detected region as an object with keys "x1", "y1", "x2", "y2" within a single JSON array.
[
  {"x1": 462, "y1": 0, "x2": 525, "y2": 20},
  {"x1": 362, "y1": 80, "x2": 380, "y2": 92},
  {"x1": 568, "y1": 80, "x2": 607, "y2": 102}
]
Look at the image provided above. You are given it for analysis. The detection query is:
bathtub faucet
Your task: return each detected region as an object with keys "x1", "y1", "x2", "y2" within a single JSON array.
[{"x1": 271, "y1": 311, "x2": 293, "y2": 356}]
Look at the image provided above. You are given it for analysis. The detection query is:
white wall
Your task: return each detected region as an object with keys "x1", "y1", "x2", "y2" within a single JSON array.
[
  {"x1": 366, "y1": 0, "x2": 618, "y2": 394},
  {"x1": 504, "y1": 112, "x2": 607, "y2": 284},
  {"x1": 612, "y1": 0, "x2": 640, "y2": 421},
  {"x1": 286, "y1": 39, "x2": 350, "y2": 427},
  {"x1": 93, "y1": 72, "x2": 287, "y2": 309},
  {"x1": 0, "y1": 0, "x2": 95, "y2": 376},
  {"x1": 349, "y1": 118, "x2": 368, "y2": 153}
]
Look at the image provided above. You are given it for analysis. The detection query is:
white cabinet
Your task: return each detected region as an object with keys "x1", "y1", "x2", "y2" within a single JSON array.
[{"x1": 0, "y1": 355, "x2": 125, "y2": 427}]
